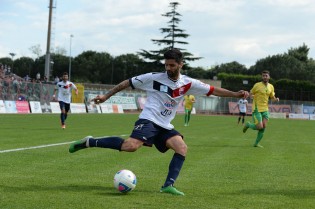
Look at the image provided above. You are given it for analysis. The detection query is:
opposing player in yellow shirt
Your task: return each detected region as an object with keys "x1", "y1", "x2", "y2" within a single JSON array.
[
  {"x1": 184, "y1": 94, "x2": 195, "y2": 126},
  {"x1": 243, "y1": 71, "x2": 279, "y2": 148}
]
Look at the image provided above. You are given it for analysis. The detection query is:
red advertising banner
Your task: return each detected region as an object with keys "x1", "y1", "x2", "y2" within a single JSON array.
[
  {"x1": 228, "y1": 102, "x2": 291, "y2": 115},
  {"x1": 16, "y1": 101, "x2": 30, "y2": 113}
]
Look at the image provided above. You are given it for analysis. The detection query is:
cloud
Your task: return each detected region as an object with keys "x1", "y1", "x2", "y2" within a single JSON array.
[{"x1": 2, "y1": 0, "x2": 315, "y2": 69}]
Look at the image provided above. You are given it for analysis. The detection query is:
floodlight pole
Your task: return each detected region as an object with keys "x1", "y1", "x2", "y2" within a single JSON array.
[
  {"x1": 44, "y1": 0, "x2": 54, "y2": 81},
  {"x1": 69, "y1": 34, "x2": 74, "y2": 81}
]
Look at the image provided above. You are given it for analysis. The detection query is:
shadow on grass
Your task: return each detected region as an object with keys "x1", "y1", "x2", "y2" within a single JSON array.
[
  {"x1": 225, "y1": 188, "x2": 315, "y2": 199},
  {"x1": 0, "y1": 184, "x2": 153, "y2": 196}
]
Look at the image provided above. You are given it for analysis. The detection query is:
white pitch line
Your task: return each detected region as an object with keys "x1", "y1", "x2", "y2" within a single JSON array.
[
  {"x1": 0, "y1": 134, "x2": 128, "y2": 154},
  {"x1": 0, "y1": 141, "x2": 75, "y2": 153}
]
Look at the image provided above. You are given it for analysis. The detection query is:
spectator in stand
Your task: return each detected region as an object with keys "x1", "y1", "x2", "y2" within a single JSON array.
[
  {"x1": 36, "y1": 72, "x2": 41, "y2": 82},
  {"x1": 24, "y1": 75, "x2": 30, "y2": 82},
  {"x1": 43, "y1": 76, "x2": 48, "y2": 83},
  {"x1": 0, "y1": 64, "x2": 4, "y2": 79},
  {"x1": 54, "y1": 76, "x2": 60, "y2": 84},
  {"x1": 12, "y1": 77, "x2": 20, "y2": 93}
]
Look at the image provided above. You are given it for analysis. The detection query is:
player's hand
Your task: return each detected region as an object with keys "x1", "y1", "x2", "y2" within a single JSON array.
[
  {"x1": 275, "y1": 97, "x2": 280, "y2": 102},
  {"x1": 238, "y1": 90, "x2": 249, "y2": 98},
  {"x1": 92, "y1": 95, "x2": 105, "y2": 104}
]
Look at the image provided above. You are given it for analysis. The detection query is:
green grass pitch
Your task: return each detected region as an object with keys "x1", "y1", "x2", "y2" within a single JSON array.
[{"x1": 0, "y1": 114, "x2": 314, "y2": 209}]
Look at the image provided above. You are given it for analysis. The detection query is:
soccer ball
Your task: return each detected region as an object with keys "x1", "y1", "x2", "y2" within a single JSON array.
[{"x1": 114, "y1": 169, "x2": 137, "y2": 193}]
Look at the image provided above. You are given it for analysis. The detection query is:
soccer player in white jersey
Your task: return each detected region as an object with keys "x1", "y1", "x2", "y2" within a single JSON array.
[
  {"x1": 53, "y1": 72, "x2": 78, "y2": 129},
  {"x1": 237, "y1": 98, "x2": 248, "y2": 125},
  {"x1": 69, "y1": 49, "x2": 249, "y2": 195}
]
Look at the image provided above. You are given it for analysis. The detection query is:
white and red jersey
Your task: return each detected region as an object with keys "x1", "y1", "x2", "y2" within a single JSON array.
[
  {"x1": 130, "y1": 72, "x2": 214, "y2": 129},
  {"x1": 55, "y1": 81, "x2": 77, "y2": 104}
]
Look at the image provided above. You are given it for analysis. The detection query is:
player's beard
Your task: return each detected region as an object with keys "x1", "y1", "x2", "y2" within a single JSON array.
[
  {"x1": 262, "y1": 78, "x2": 269, "y2": 84},
  {"x1": 167, "y1": 68, "x2": 180, "y2": 80}
]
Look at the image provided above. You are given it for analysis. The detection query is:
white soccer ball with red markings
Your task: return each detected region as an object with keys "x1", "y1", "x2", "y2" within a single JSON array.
[{"x1": 114, "y1": 169, "x2": 137, "y2": 193}]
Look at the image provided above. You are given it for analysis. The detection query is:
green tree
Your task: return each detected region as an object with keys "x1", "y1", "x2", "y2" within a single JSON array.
[
  {"x1": 211, "y1": 61, "x2": 248, "y2": 75},
  {"x1": 0, "y1": 57, "x2": 12, "y2": 69},
  {"x1": 249, "y1": 44, "x2": 312, "y2": 81},
  {"x1": 305, "y1": 58, "x2": 315, "y2": 83},
  {"x1": 50, "y1": 54, "x2": 69, "y2": 78},
  {"x1": 13, "y1": 57, "x2": 34, "y2": 77},
  {"x1": 185, "y1": 67, "x2": 207, "y2": 79},
  {"x1": 29, "y1": 44, "x2": 43, "y2": 59},
  {"x1": 113, "y1": 54, "x2": 145, "y2": 82},
  {"x1": 250, "y1": 54, "x2": 306, "y2": 80},
  {"x1": 138, "y1": 2, "x2": 201, "y2": 68},
  {"x1": 74, "y1": 51, "x2": 112, "y2": 83},
  {"x1": 287, "y1": 43, "x2": 309, "y2": 63},
  {"x1": 54, "y1": 46, "x2": 67, "y2": 56}
]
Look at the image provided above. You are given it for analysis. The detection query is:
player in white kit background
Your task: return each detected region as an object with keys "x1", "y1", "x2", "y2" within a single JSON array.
[
  {"x1": 69, "y1": 49, "x2": 249, "y2": 195},
  {"x1": 53, "y1": 72, "x2": 78, "y2": 129},
  {"x1": 237, "y1": 98, "x2": 248, "y2": 125}
]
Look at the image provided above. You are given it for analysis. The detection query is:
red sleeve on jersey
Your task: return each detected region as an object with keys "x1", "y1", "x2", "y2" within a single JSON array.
[{"x1": 206, "y1": 86, "x2": 215, "y2": 96}]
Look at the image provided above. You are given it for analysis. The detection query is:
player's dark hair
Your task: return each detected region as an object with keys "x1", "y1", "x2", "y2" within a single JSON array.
[
  {"x1": 262, "y1": 70, "x2": 270, "y2": 75},
  {"x1": 164, "y1": 48, "x2": 183, "y2": 63},
  {"x1": 63, "y1": 72, "x2": 68, "y2": 76}
]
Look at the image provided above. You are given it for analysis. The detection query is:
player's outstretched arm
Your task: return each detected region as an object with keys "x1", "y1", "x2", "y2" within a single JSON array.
[
  {"x1": 213, "y1": 87, "x2": 249, "y2": 98},
  {"x1": 92, "y1": 79, "x2": 130, "y2": 104}
]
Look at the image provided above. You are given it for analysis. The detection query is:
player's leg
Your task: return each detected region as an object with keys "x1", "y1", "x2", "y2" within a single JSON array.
[
  {"x1": 254, "y1": 112, "x2": 269, "y2": 147},
  {"x1": 69, "y1": 136, "x2": 144, "y2": 153},
  {"x1": 64, "y1": 103, "x2": 70, "y2": 122},
  {"x1": 238, "y1": 112, "x2": 241, "y2": 124},
  {"x1": 241, "y1": 113, "x2": 245, "y2": 125},
  {"x1": 186, "y1": 109, "x2": 192, "y2": 126},
  {"x1": 59, "y1": 101, "x2": 66, "y2": 129},
  {"x1": 243, "y1": 111, "x2": 261, "y2": 133},
  {"x1": 69, "y1": 119, "x2": 151, "y2": 153},
  {"x1": 160, "y1": 134, "x2": 186, "y2": 195},
  {"x1": 254, "y1": 128, "x2": 265, "y2": 148},
  {"x1": 184, "y1": 108, "x2": 189, "y2": 126}
]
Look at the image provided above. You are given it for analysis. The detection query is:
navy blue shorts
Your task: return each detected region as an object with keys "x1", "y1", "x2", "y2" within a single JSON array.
[
  {"x1": 59, "y1": 101, "x2": 70, "y2": 112},
  {"x1": 130, "y1": 119, "x2": 183, "y2": 153},
  {"x1": 239, "y1": 112, "x2": 246, "y2": 116}
]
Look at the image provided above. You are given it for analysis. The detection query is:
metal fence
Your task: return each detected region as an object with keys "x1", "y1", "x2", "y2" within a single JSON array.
[
  {"x1": 1, "y1": 79, "x2": 314, "y2": 114},
  {"x1": 0, "y1": 79, "x2": 54, "y2": 103}
]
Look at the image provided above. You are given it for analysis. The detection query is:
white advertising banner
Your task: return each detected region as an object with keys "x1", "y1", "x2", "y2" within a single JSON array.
[
  {"x1": 309, "y1": 114, "x2": 315, "y2": 120},
  {"x1": 288, "y1": 113, "x2": 309, "y2": 120},
  {"x1": 30, "y1": 101, "x2": 43, "y2": 113},
  {"x1": 41, "y1": 102, "x2": 52, "y2": 113},
  {"x1": 269, "y1": 112, "x2": 286, "y2": 119},
  {"x1": 50, "y1": 102, "x2": 61, "y2": 113},
  {"x1": 109, "y1": 96, "x2": 137, "y2": 110},
  {"x1": 4, "y1": 101, "x2": 17, "y2": 113},
  {"x1": 0, "y1": 100, "x2": 6, "y2": 113},
  {"x1": 70, "y1": 103, "x2": 87, "y2": 113},
  {"x1": 100, "y1": 104, "x2": 124, "y2": 113},
  {"x1": 86, "y1": 100, "x2": 101, "y2": 113}
]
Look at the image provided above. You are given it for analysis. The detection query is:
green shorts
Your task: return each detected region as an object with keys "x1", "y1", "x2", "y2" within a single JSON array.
[
  {"x1": 252, "y1": 110, "x2": 269, "y2": 125},
  {"x1": 185, "y1": 108, "x2": 192, "y2": 113}
]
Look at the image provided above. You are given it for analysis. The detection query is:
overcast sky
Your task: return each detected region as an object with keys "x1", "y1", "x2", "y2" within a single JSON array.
[{"x1": 1, "y1": 0, "x2": 315, "y2": 68}]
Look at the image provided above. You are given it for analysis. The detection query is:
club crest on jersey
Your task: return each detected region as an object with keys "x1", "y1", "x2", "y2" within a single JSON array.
[
  {"x1": 160, "y1": 85, "x2": 168, "y2": 93},
  {"x1": 179, "y1": 87, "x2": 185, "y2": 95}
]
